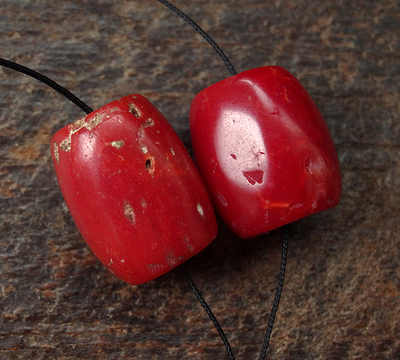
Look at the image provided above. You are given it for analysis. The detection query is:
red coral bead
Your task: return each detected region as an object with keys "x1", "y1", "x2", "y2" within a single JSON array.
[
  {"x1": 51, "y1": 94, "x2": 217, "y2": 285},
  {"x1": 190, "y1": 66, "x2": 342, "y2": 239}
]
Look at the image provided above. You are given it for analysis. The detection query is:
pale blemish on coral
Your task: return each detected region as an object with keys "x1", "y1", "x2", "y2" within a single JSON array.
[
  {"x1": 141, "y1": 198, "x2": 147, "y2": 209},
  {"x1": 145, "y1": 118, "x2": 154, "y2": 127},
  {"x1": 53, "y1": 142, "x2": 59, "y2": 164},
  {"x1": 124, "y1": 203, "x2": 136, "y2": 224},
  {"x1": 59, "y1": 109, "x2": 116, "y2": 152},
  {"x1": 129, "y1": 103, "x2": 141, "y2": 118},
  {"x1": 136, "y1": 118, "x2": 155, "y2": 148},
  {"x1": 165, "y1": 252, "x2": 178, "y2": 268},
  {"x1": 216, "y1": 191, "x2": 228, "y2": 207},
  {"x1": 147, "y1": 263, "x2": 165, "y2": 274},
  {"x1": 111, "y1": 140, "x2": 125, "y2": 149},
  {"x1": 183, "y1": 236, "x2": 194, "y2": 252},
  {"x1": 197, "y1": 204, "x2": 205, "y2": 218}
]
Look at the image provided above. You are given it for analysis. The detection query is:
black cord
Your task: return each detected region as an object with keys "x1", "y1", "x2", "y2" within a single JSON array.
[
  {"x1": 0, "y1": 57, "x2": 93, "y2": 115},
  {"x1": 258, "y1": 226, "x2": 289, "y2": 360},
  {"x1": 180, "y1": 265, "x2": 235, "y2": 360},
  {"x1": 180, "y1": 228, "x2": 289, "y2": 360},
  {"x1": 156, "y1": 0, "x2": 237, "y2": 77}
]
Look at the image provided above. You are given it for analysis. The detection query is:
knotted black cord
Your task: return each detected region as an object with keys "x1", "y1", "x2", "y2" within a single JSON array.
[
  {"x1": 0, "y1": 57, "x2": 93, "y2": 115},
  {"x1": 156, "y1": 1, "x2": 290, "y2": 359},
  {"x1": 156, "y1": 0, "x2": 237, "y2": 76}
]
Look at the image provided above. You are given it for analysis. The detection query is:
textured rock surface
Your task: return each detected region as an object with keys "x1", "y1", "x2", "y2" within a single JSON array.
[{"x1": 0, "y1": 0, "x2": 399, "y2": 359}]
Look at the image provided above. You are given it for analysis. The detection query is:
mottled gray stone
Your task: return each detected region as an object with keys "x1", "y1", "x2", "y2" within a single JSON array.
[{"x1": 0, "y1": 1, "x2": 399, "y2": 359}]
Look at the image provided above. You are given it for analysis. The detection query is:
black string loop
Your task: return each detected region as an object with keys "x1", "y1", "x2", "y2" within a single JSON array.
[
  {"x1": 258, "y1": 227, "x2": 289, "y2": 360},
  {"x1": 0, "y1": 57, "x2": 92, "y2": 115},
  {"x1": 180, "y1": 266, "x2": 235, "y2": 360},
  {"x1": 180, "y1": 228, "x2": 289, "y2": 360},
  {"x1": 156, "y1": 0, "x2": 237, "y2": 77}
]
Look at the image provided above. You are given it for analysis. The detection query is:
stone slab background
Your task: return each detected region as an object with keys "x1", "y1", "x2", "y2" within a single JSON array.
[{"x1": 0, "y1": 1, "x2": 399, "y2": 359}]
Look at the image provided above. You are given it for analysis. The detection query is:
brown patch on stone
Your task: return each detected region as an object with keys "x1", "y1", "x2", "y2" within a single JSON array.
[
  {"x1": 9, "y1": 145, "x2": 41, "y2": 161},
  {"x1": 0, "y1": 180, "x2": 22, "y2": 198}
]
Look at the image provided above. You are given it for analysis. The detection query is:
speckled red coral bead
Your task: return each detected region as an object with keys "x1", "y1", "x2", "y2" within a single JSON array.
[
  {"x1": 51, "y1": 94, "x2": 217, "y2": 285},
  {"x1": 190, "y1": 66, "x2": 342, "y2": 239}
]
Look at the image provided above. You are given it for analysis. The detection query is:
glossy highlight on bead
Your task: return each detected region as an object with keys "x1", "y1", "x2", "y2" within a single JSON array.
[
  {"x1": 51, "y1": 94, "x2": 218, "y2": 285},
  {"x1": 190, "y1": 66, "x2": 342, "y2": 239}
]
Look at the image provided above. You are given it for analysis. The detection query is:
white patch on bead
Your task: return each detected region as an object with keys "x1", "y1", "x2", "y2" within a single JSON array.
[{"x1": 197, "y1": 204, "x2": 204, "y2": 218}]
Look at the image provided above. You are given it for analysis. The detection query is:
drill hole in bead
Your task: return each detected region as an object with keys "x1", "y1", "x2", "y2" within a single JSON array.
[
  {"x1": 145, "y1": 157, "x2": 155, "y2": 176},
  {"x1": 146, "y1": 118, "x2": 154, "y2": 126},
  {"x1": 129, "y1": 103, "x2": 141, "y2": 117}
]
